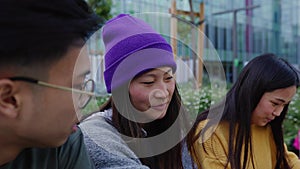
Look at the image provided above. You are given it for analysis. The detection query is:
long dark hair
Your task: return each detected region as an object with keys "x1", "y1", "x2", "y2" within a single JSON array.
[
  {"x1": 99, "y1": 79, "x2": 189, "y2": 169},
  {"x1": 187, "y1": 53, "x2": 299, "y2": 169}
]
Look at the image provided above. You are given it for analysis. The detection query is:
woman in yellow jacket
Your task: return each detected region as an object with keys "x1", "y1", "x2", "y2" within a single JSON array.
[{"x1": 187, "y1": 53, "x2": 300, "y2": 169}]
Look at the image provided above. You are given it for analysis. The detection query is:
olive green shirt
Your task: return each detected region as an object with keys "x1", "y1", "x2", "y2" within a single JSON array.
[{"x1": 0, "y1": 128, "x2": 95, "y2": 169}]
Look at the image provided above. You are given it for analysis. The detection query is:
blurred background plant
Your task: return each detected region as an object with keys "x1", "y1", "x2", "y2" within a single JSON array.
[
  {"x1": 85, "y1": 0, "x2": 300, "y2": 153},
  {"x1": 86, "y1": 0, "x2": 112, "y2": 22},
  {"x1": 284, "y1": 89, "x2": 300, "y2": 146},
  {"x1": 92, "y1": 82, "x2": 300, "y2": 151}
]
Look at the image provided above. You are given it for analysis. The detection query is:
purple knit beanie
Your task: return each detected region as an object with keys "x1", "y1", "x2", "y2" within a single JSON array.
[{"x1": 103, "y1": 14, "x2": 177, "y2": 93}]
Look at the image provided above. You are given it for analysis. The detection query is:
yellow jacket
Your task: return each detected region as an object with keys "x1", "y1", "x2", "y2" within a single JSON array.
[{"x1": 192, "y1": 120, "x2": 300, "y2": 169}]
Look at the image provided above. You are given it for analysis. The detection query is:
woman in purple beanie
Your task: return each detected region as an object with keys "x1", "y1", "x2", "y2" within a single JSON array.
[{"x1": 80, "y1": 14, "x2": 194, "y2": 169}]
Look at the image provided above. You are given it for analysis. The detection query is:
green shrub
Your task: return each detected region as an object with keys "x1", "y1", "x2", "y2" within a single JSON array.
[
  {"x1": 283, "y1": 89, "x2": 300, "y2": 145},
  {"x1": 94, "y1": 82, "x2": 300, "y2": 150},
  {"x1": 178, "y1": 81, "x2": 300, "y2": 149}
]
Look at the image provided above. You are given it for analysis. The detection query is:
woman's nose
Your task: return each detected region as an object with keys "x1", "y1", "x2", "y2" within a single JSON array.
[
  {"x1": 273, "y1": 106, "x2": 284, "y2": 116},
  {"x1": 154, "y1": 90, "x2": 168, "y2": 98},
  {"x1": 154, "y1": 83, "x2": 169, "y2": 98}
]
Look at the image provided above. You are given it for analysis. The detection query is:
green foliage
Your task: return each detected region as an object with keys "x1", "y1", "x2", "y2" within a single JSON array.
[
  {"x1": 86, "y1": 0, "x2": 112, "y2": 21},
  {"x1": 177, "y1": 18, "x2": 193, "y2": 45},
  {"x1": 95, "y1": 82, "x2": 300, "y2": 150},
  {"x1": 179, "y1": 82, "x2": 300, "y2": 149},
  {"x1": 284, "y1": 89, "x2": 300, "y2": 144},
  {"x1": 178, "y1": 81, "x2": 213, "y2": 119},
  {"x1": 96, "y1": 95, "x2": 110, "y2": 106}
]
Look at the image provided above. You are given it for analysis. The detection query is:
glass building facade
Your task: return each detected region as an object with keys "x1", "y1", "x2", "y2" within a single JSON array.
[{"x1": 107, "y1": 0, "x2": 300, "y2": 82}]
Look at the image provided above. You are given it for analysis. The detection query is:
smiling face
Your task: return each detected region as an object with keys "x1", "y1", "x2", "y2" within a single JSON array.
[
  {"x1": 129, "y1": 67, "x2": 175, "y2": 121},
  {"x1": 251, "y1": 85, "x2": 297, "y2": 126}
]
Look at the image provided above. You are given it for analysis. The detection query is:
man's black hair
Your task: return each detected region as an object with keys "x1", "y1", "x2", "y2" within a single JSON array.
[{"x1": 0, "y1": 0, "x2": 102, "y2": 69}]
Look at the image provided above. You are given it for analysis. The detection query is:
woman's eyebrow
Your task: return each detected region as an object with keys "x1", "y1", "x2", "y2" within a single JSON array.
[
  {"x1": 164, "y1": 68, "x2": 172, "y2": 75},
  {"x1": 274, "y1": 97, "x2": 287, "y2": 103}
]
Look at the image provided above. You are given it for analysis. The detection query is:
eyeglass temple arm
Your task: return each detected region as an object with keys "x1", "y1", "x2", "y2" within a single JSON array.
[
  {"x1": 9, "y1": 77, "x2": 95, "y2": 96},
  {"x1": 37, "y1": 81, "x2": 95, "y2": 96}
]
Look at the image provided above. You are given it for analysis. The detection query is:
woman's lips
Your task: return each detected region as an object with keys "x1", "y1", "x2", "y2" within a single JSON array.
[
  {"x1": 266, "y1": 117, "x2": 275, "y2": 123},
  {"x1": 151, "y1": 103, "x2": 168, "y2": 111}
]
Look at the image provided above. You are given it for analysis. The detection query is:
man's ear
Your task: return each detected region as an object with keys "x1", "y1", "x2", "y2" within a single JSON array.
[{"x1": 0, "y1": 79, "x2": 20, "y2": 118}]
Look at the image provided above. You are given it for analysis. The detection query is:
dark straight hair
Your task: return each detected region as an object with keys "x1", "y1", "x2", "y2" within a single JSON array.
[{"x1": 187, "y1": 53, "x2": 299, "y2": 169}]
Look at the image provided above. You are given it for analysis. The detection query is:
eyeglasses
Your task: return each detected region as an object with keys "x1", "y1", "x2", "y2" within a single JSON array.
[{"x1": 8, "y1": 76, "x2": 95, "y2": 109}]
